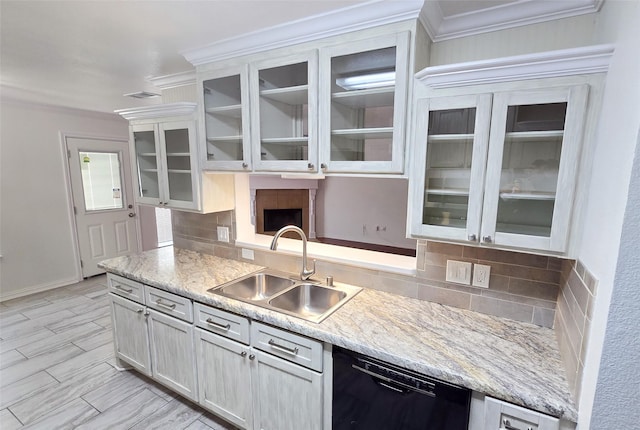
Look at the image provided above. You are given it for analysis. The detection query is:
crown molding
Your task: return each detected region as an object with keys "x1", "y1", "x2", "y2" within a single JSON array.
[
  {"x1": 420, "y1": 0, "x2": 603, "y2": 42},
  {"x1": 182, "y1": 0, "x2": 424, "y2": 66},
  {"x1": 147, "y1": 70, "x2": 197, "y2": 90},
  {"x1": 416, "y1": 44, "x2": 615, "y2": 89},
  {"x1": 114, "y1": 102, "x2": 197, "y2": 120}
]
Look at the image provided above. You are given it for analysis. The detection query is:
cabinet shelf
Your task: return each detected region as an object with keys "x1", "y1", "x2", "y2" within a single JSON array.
[
  {"x1": 206, "y1": 104, "x2": 242, "y2": 118},
  {"x1": 167, "y1": 169, "x2": 192, "y2": 174},
  {"x1": 424, "y1": 201, "x2": 469, "y2": 210},
  {"x1": 260, "y1": 85, "x2": 308, "y2": 105},
  {"x1": 138, "y1": 152, "x2": 157, "y2": 157},
  {"x1": 207, "y1": 135, "x2": 243, "y2": 143},
  {"x1": 504, "y1": 130, "x2": 564, "y2": 141},
  {"x1": 332, "y1": 127, "x2": 393, "y2": 140},
  {"x1": 425, "y1": 188, "x2": 470, "y2": 196},
  {"x1": 261, "y1": 137, "x2": 308, "y2": 146},
  {"x1": 428, "y1": 134, "x2": 475, "y2": 142},
  {"x1": 140, "y1": 168, "x2": 159, "y2": 173},
  {"x1": 166, "y1": 152, "x2": 191, "y2": 157},
  {"x1": 499, "y1": 191, "x2": 556, "y2": 201},
  {"x1": 332, "y1": 87, "x2": 394, "y2": 108}
]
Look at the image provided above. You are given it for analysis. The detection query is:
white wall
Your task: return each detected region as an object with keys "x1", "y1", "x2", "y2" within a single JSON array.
[
  {"x1": 0, "y1": 98, "x2": 128, "y2": 299},
  {"x1": 573, "y1": 1, "x2": 640, "y2": 428},
  {"x1": 315, "y1": 176, "x2": 416, "y2": 250}
]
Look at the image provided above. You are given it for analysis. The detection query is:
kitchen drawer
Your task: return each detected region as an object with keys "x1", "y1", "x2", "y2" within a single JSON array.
[
  {"x1": 194, "y1": 303, "x2": 250, "y2": 345},
  {"x1": 108, "y1": 274, "x2": 145, "y2": 304},
  {"x1": 483, "y1": 397, "x2": 559, "y2": 430},
  {"x1": 251, "y1": 321, "x2": 323, "y2": 372},
  {"x1": 145, "y1": 286, "x2": 193, "y2": 323}
]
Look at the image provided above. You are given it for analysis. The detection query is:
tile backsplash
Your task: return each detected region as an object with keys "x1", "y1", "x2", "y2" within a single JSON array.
[
  {"x1": 555, "y1": 259, "x2": 598, "y2": 402},
  {"x1": 171, "y1": 210, "x2": 569, "y2": 329}
]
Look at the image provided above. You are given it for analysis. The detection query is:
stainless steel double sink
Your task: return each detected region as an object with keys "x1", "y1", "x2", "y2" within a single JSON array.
[{"x1": 208, "y1": 271, "x2": 362, "y2": 323}]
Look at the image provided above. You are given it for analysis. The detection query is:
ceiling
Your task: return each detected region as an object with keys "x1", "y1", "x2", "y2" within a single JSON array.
[{"x1": 0, "y1": 0, "x2": 595, "y2": 114}]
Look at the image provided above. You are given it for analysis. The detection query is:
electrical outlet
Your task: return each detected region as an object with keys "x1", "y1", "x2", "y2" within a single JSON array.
[
  {"x1": 445, "y1": 260, "x2": 472, "y2": 285},
  {"x1": 473, "y1": 264, "x2": 491, "y2": 288},
  {"x1": 217, "y1": 226, "x2": 229, "y2": 243},
  {"x1": 241, "y1": 248, "x2": 254, "y2": 260}
]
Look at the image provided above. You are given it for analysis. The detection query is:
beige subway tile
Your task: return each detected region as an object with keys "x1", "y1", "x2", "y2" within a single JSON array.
[
  {"x1": 567, "y1": 268, "x2": 590, "y2": 314},
  {"x1": 469, "y1": 295, "x2": 534, "y2": 324},
  {"x1": 481, "y1": 289, "x2": 557, "y2": 310},
  {"x1": 372, "y1": 277, "x2": 418, "y2": 299},
  {"x1": 576, "y1": 260, "x2": 586, "y2": 279},
  {"x1": 557, "y1": 288, "x2": 585, "y2": 355},
  {"x1": 421, "y1": 279, "x2": 482, "y2": 295},
  {"x1": 464, "y1": 247, "x2": 548, "y2": 268},
  {"x1": 509, "y1": 278, "x2": 559, "y2": 301},
  {"x1": 483, "y1": 261, "x2": 560, "y2": 284},
  {"x1": 417, "y1": 284, "x2": 471, "y2": 309},
  {"x1": 417, "y1": 264, "x2": 446, "y2": 282},
  {"x1": 213, "y1": 245, "x2": 239, "y2": 260},
  {"x1": 426, "y1": 241, "x2": 463, "y2": 257},
  {"x1": 554, "y1": 312, "x2": 580, "y2": 399},
  {"x1": 487, "y1": 274, "x2": 510, "y2": 292},
  {"x1": 547, "y1": 257, "x2": 564, "y2": 272},
  {"x1": 584, "y1": 270, "x2": 598, "y2": 295},
  {"x1": 532, "y1": 307, "x2": 556, "y2": 328}
]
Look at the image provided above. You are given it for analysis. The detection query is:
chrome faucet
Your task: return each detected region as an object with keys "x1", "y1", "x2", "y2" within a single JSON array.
[{"x1": 270, "y1": 225, "x2": 316, "y2": 281}]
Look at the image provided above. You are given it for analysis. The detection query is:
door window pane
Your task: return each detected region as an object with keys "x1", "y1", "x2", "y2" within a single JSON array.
[
  {"x1": 79, "y1": 151, "x2": 124, "y2": 211},
  {"x1": 496, "y1": 102, "x2": 567, "y2": 236},
  {"x1": 423, "y1": 107, "x2": 476, "y2": 227}
]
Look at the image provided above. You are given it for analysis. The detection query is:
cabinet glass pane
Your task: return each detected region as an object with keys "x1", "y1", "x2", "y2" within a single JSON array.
[
  {"x1": 422, "y1": 108, "x2": 476, "y2": 227},
  {"x1": 78, "y1": 151, "x2": 124, "y2": 211},
  {"x1": 496, "y1": 102, "x2": 567, "y2": 236},
  {"x1": 259, "y1": 62, "x2": 309, "y2": 161},
  {"x1": 164, "y1": 128, "x2": 193, "y2": 202},
  {"x1": 330, "y1": 47, "x2": 396, "y2": 162},
  {"x1": 133, "y1": 130, "x2": 160, "y2": 199},
  {"x1": 203, "y1": 74, "x2": 244, "y2": 161}
]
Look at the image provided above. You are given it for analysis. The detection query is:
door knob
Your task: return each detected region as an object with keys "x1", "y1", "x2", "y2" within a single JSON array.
[{"x1": 128, "y1": 213, "x2": 136, "y2": 218}]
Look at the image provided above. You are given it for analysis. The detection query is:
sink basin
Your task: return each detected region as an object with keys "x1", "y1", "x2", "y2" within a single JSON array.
[
  {"x1": 268, "y1": 283, "x2": 347, "y2": 319},
  {"x1": 214, "y1": 272, "x2": 295, "y2": 301},
  {"x1": 208, "y1": 270, "x2": 362, "y2": 323}
]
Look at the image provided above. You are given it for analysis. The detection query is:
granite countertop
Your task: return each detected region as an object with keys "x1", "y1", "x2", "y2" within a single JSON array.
[{"x1": 99, "y1": 246, "x2": 577, "y2": 422}]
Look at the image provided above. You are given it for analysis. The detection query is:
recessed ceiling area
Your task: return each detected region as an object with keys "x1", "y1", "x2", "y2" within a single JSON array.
[{"x1": 0, "y1": 0, "x2": 600, "y2": 113}]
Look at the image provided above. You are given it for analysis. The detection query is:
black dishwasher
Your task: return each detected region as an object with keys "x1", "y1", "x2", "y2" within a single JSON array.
[{"x1": 332, "y1": 347, "x2": 471, "y2": 430}]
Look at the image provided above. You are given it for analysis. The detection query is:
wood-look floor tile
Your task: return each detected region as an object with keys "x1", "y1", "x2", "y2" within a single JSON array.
[
  {"x1": 46, "y1": 307, "x2": 110, "y2": 333},
  {"x1": 20, "y1": 397, "x2": 99, "y2": 430},
  {"x1": 128, "y1": 397, "x2": 203, "y2": 429},
  {"x1": 92, "y1": 315, "x2": 112, "y2": 328},
  {"x1": 16, "y1": 322, "x2": 104, "y2": 358},
  {"x1": 0, "y1": 328, "x2": 54, "y2": 352},
  {"x1": 9, "y1": 362, "x2": 118, "y2": 424},
  {"x1": 186, "y1": 420, "x2": 217, "y2": 430},
  {"x1": 46, "y1": 343, "x2": 114, "y2": 381},
  {"x1": 0, "y1": 343, "x2": 83, "y2": 388},
  {"x1": 198, "y1": 411, "x2": 239, "y2": 429},
  {"x1": 75, "y1": 388, "x2": 168, "y2": 430},
  {"x1": 0, "y1": 312, "x2": 28, "y2": 328},
  {"x1": 0, "y1": 371, "x2": 59, "y2": 409},
  {"x1": 82, "y1": 369, "x2": 149, "y2": 412},
  {"x1": 66, "y1": 296, "x2": 109, "y2": 316},
  {"x1": 1, "y1": 310, "x2": 77, "y2": 340},
  {"x1": 0, "y1": 408, "x2": 22, "y2": 430},
  {"x1": 21, "y1": 296, "x2": 95, "y2": 320},
  {"x1": 73, "y1": 328, "x2": 112, "y2": 352},
  {"x1": 0, "y1": 349, "x2": 26, "y2": 369}
]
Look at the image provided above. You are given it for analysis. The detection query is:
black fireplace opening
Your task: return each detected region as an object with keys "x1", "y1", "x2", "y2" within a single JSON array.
[{"x1": 264, "y1": 208, "x2": 303, "y2": 232}]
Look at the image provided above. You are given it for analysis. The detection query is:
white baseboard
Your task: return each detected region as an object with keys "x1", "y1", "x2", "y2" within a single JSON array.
[{"x1": 0, "y1": 276, "x2": 81, "y2": 302}]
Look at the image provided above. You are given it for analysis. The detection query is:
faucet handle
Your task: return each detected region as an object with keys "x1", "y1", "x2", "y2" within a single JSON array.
[{"x1": 326, "y1": 276, "x2": 333, "y2": 287}]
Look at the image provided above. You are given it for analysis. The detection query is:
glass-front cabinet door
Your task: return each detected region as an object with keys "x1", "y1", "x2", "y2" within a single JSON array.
[
  {"x1": 131, "y1": 124, "x2": 162, "y2": 206},
  {"x1": 250, "y1": 52, "x2": 318, "y2": 172},
  {"x1": 200, "y1": 66, "x2": 251, "y2": 171},
  {"x1": 410, "y1": 95, "x2": 492, "y2": 241},
  {"x1": 481, "y1": 86, "x2": 588, "y2": 252},
  {"x1": 319, "y1": 32, "x2": 409, "y2": 173},
  {"x1": 159, "y1": 120, "x2": 198, "y2": 210}
]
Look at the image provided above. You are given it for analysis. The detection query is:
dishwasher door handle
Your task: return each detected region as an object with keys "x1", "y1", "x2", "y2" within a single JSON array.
[{"x1": 351, "y1": 364, "x2": 435, "y2": 397}]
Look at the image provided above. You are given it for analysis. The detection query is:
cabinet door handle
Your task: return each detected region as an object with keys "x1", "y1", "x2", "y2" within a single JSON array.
[
  {"x1": 155, "y1": 299, "x2": 176, "y2": 310},
  {"x1": 115, "y1": 284, "x2": 133, "y2": 293},
  {"x1": 206, "y1": 318, "x2": 231, "y2": 331},
  {"x1": 249, "y1": 354, "x2": 256, "y2": 360},
  {"x1": 240, "y1": 351, "x2": 247, "y2": 357},
  {"x1": 502, "y1": 419, "x2": 532, "y2": 430},
  {"x1": 307, "y1": 163, "x2": 314, "y2": 170},
  {"x1": 468, "y1": 234, "x2": 477, "y2": 242},
  {"x1": 136, "y1": 308, "x2": 144, "y2": 313},
  {"x1": 268, "y1": 339, "x2": 299, "y2": 356},
  {"x1": 483, "y1": 235, "x2": 492, "y2": 243}
]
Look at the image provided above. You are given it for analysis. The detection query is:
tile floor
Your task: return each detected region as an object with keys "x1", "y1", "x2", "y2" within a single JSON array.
[{"x1": 0, "y1": 275, "x2": 237, "y2": 429}]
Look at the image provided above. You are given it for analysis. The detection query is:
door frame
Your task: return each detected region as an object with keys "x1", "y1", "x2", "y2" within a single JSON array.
[{"x1": 60, "y1": 131, "x2": 142, "y2": 282}]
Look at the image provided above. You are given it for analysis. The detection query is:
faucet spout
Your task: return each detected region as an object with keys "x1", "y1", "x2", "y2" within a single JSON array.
[{"x1": 270, "y1": 225, "x2": 316, "y2": 281}]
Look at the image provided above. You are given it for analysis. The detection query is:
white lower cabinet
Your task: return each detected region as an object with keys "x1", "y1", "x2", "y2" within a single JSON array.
[
  {"x1": 147, "y1": 309, "x2": 197, "y2": 401},
  {"x1": 483, "y1": 397, "x2": 560, "y2": 430},
  {"x1": 195, "y1": 328, "x2": 252, "y2": 429},
  {"x1": 251, "y1": 349, "x2": 323, "y2": 430},
  {"x1": 193, "y1": 304, "x2": 324, "y2": 430},
  {"x1": 109, "y1": 292, "x2": 151, "y2": 377}
]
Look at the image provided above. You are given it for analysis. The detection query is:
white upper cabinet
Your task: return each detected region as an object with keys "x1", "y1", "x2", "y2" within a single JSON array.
[
  {"x1": 118, "y1": 103, "x2": 236, "y2": 214},
  {"x1": 199, "y1": 65, "x2": 252, "y2": 171},
  {"x1": 319, "y1": 32, "x2": 410, "y2": 174},
  {"x1": 250, "y1": 51, "x2": 319, "y2": 172},
  {"x1": 410, "y1": 84, "x2": 588, "y2": 254}
]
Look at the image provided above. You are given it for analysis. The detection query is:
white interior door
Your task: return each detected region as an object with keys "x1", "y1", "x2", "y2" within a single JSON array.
[{"x1": 66, "y1": 137, "x2": 139, "y2": 277}]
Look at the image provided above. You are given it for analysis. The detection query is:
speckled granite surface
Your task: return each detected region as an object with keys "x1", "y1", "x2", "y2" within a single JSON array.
[{"x1": 99, "y1": 246, "x2": 577, "y2": 422}]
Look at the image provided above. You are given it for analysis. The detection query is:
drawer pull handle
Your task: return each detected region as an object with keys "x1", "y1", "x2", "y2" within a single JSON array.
[
  {"x1": 115, "y1": 285, "x2": 133, "y2": 293},
  {"x1": 155, "y1": 299, "x2": 176, "y2": 310},
  {"x1": 502, "y1": 419, "x2": 532, "y2": 430},
  {"x1": 136, "y1": 308, "x2": 144, "y2": 313},
  {"x1": 268, "y1": 339, "x2": 299, "y2": 356},
  {"x1": 206, "y1": 318, "x2": 231, "y2": 331},
  {"x1": 240, "y1": 351, "x2": 247, "y2": 357}
]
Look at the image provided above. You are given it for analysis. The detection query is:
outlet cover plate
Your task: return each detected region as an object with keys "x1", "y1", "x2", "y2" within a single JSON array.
[
  {"x1": 473, "y1": 264, "x2": 491, "y2": 288},
  {"x1": 446, "y1": 260, "x2": 472, "y2": 285},
  {"x1": 217, "y1": 226, "x2": 230, "y2": 243}
]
